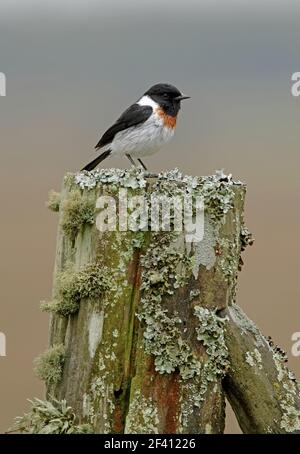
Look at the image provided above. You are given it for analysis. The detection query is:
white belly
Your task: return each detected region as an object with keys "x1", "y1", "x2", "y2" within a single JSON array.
[{"x1": 110, "y1": 114, "x2": 175, "y2": 158}]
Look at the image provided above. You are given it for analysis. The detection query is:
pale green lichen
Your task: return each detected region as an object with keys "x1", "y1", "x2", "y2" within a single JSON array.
[
  {"x1": 73, "y1": 168, "x2": 243, "y2": 234},
  {"x1": 74, "y1": 167, "x2": 147, "y2": 190},
  {"x1": 273, "y1": 352, "x2": 300, "y2": 432},
  {"x1": 138, "y1": 233, "x2": 201, "y2": 379},
  {"x1": 61, "y1": 190, "x2": 95, "y2": 238},
  {"x1": 46, "y1": 190, "x2": 60, "y2": 212},
  {"x1": 193, "y1": 307, "x2": 229, "y2": 402},
  {"x1": 178, "y1": 308, "x2": 229, "y2": 429},
  {"x1": 84, "y1": 349, "x2": 116, "y2": 433},
  {"x1": 245, "y1": 348, "x2": 263, "y2": 370},
  {"x1": 194, "y1": 306, "x2": 229, "y2": 376},
  {"x1": 189, "y1": 289, "x2": 200, "y2": 302},
  {"x1": 11, "y1": 397, "x2": 93, "y2": 434},
  {"x1": 240, "y1": 225, "x2": 254, "y2": 251},
  {"x1": 41, "y1": 263, "x2": 111, "y2": 316},
  {"x1": 34, "y1": 344, "x2": 66, "y2": 386},
  {"x1": 125, "y1": 391, "x2": 159, "y2": 434},
  {"x1": 218, "y1": 237, "x2": 239, "y2": 284}
]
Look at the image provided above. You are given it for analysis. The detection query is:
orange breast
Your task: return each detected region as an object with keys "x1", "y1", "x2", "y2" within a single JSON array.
[{"x1": 156, "y1": 108, "x2": 177, "y2": 129}]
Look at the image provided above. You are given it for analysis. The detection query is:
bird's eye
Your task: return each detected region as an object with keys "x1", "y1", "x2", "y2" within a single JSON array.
[{"x1": 163, "y1": 93, "x2": 168, "y2": 98}]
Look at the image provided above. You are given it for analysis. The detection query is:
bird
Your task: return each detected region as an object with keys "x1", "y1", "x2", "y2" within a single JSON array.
[{"x1": 81, "y1": 83, "x2": 190, "y2": 172}]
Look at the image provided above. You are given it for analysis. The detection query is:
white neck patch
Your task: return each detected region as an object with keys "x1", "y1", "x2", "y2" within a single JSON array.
[{"x1": 137, "y1": 95, "x2": 158, "y2": 110}]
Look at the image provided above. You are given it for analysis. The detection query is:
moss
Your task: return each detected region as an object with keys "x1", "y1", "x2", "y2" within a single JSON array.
[
  {"x1": 61, "y1": 190, "x2": 95, "y2": 239},
  {"x1": 41, "y1": 263, "x2": 111, "y2": 317},
  {"x1": 46, "y1": 190, "x2": 60, "y2": 212},
  {"x1": 11, "y1": 397, "x2": 93, "y2": 434},
  {"x1": 34, "y1": 344, "x2": 66, "y2": 386},
  {"x1": 125, "y1": 391, "x2": 159, "y2": 434}
]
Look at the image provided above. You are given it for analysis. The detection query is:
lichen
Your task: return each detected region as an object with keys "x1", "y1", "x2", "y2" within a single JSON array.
[
  {"x1": 73, "y1": 168, "x2": 243, "y2": 231},
  {"x1": 11, "y1": 397, "x2": 93, "y2": 434},
  {"x1": 240, "y1": 225, "x2": 254, "y2": 251},
  {"x1": 218, "y1": 237, "x2": 239, "y2": 284},
  {"x1": 84, "y1": 348, "x2": 116, "y2": 433},
  {"x1": 34, "y1": 344, "x2": 66, "y2": 386},
  {"x1": 194, "y1": 307, "x2": 229, "y2": 376},
  {"x1": 46, "y1": 190, "x2": 60, "y2": 212},
  {"x1": 193, "y1": 306, "x2": 229, "y2": 404},
  {"x1": 273, "y1": 352, "x2": 300, "y2": 432},
  {"x1": 245, "y1": 348, "x2": 262, "y2": 370},
  {"x1": 74, "y1": 167, "x2": 147, "y2": 190},
  {"x1": 41, "y1": 262, "x2": 111, "y2": 316},
  {"x1": 239, "y1": 225, "x2": 254, "y2": 271},
  {"x1": 125, "y1": 391, "x2": 159, "y2": 434},
  {"x1": 138, "y1": 233, "x2": 201, "y2": 379},
  {"x1": 189, "y1": 289, "x2": 200, "y2": 302},
  {"x1": 61, "y1": 190, "x2": 95, "y2": 238}
]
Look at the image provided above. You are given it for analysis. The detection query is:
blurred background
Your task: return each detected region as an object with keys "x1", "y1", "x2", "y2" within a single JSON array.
[{"x1": 0, "y1": 0, "x2": 300, "y2": 434}]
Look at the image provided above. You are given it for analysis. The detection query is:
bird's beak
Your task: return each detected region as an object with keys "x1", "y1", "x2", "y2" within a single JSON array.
[{"x1": 175, "y1": 94, "x2": 190, "y2": 101}]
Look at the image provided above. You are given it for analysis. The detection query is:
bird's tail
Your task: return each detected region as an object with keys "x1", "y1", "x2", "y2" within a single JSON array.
[{"x1": 81, "y1": 149, "x2": 111, "y2": 171}]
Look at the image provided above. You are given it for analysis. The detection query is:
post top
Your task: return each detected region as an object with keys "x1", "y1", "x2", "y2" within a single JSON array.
[{"x1": 66, "y1": 167, "x2": 245, "y2": 192}]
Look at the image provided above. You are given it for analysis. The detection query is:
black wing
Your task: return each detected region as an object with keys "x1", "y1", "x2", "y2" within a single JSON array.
[{"x1": 95, "y1": 103, "x2": 153, "y2": 149}]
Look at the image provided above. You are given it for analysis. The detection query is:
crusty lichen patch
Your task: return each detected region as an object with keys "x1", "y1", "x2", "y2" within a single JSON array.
[
  {"x1": 83, "y1": 346, "x2": 118, "y2": 433},
  {"x1": 194, "y1": 307, "x2": 229, "y2": 376},
  {"x1": 125, "y1": 391, "x2": 159, "y2": 434},
  {"x1": 11, "y1": 397, "x2": 93, "y2": 434},
  {"x1": 34, "y1": 344, "x2": 66, "y2": 386},
  {"x1": 192, "y1": 307, "x2": 229, "y2": 403},
  {"x1": 138, "y1": 233, "x2": 201, "y2": 379},
  {"x1": 245, "y1": 348, "x2": 263, "y2": 371},
  {"x1": 41, "y1": 262, "x2": 111, "y2": 316},
  {"x1": 273, "y1": 352, "x2": 300, "y2": 432}
]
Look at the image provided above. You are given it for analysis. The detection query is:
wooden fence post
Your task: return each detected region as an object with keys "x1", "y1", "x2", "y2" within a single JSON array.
[{"x1": 25, "y1": 167, "x2": 298, "y2": 435}]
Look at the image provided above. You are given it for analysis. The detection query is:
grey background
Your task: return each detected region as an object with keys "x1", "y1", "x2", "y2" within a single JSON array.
[{"x1": 0, "y1": 0, "x2": 300, "y2": 433}]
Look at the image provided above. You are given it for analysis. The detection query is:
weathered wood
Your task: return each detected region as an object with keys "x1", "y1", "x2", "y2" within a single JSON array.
[
  {"x1": 44, "y1": 168, "x2": 246, "y2": 433},
  {"x1": 223, "y1": 304, "x2": 300, "y2": 433}
]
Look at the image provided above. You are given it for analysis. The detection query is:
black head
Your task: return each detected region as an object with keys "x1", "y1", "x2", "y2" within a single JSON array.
[{"x1": 144, "y1": 83, "x2": 190, "y2": 116}]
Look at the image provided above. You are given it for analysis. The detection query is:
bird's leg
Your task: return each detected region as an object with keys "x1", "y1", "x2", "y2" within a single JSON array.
[
  {"x1": 126, "y1": 154, "x2": 137, "y2": 167},
  {"x1": 137, "y1": 158, "x2": 148, "y2": 171}
]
